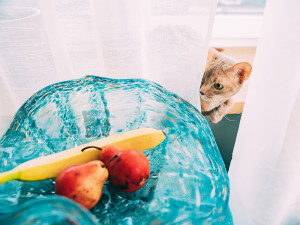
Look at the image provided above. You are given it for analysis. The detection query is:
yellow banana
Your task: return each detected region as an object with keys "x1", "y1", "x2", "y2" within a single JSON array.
[{"x1": 0, "y1": 128, "x2": 166, "y2": 184}]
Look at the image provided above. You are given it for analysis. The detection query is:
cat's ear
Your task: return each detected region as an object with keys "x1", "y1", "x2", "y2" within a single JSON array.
[
  {"x1": 229, "y1": 62, "x2": 252, "y2": 83},
  {"x1": 207, "y1": 48, "x2": 220, "y2": 61}
]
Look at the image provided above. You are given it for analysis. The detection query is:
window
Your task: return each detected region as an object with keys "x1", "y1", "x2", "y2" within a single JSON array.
[
  {"x1": 212, "y1": 0, "x2": 267, "y2": 47},
  {"x1": 217, "y1": 0, "x2": 266, "y2": 15}
]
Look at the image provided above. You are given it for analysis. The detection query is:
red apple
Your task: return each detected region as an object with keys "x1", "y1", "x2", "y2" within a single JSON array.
[
  {"x1": 100, "y1": 144, "x2": 121, "y2": 163},
  {"x1": 101, "y1": 145, "x2": 150, "y2": 193}
]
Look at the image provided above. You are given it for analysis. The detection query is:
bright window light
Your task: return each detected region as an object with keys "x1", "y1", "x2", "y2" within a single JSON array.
[
  {"x1": 211, "y1": 0, "x2": 266, "y2": 47},
  {"x1": 217, "y1": 0, "x2": 266, "y2": 14}
]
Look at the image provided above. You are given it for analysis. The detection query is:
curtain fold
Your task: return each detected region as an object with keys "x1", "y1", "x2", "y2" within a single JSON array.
[
  {"x1": 38, "y1": 0, "x2": 76, "y2": 80},
  {"x1": 0, "y1": 0, "x2": 217, "y2": 137},
  {"x1": 229, "y1": 0, "x2": 300, "y2": 224}
]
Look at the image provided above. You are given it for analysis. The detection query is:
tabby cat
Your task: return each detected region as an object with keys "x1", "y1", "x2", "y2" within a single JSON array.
[{"x1": 200, "y1": 48, "x2": 252, "y2": 123}]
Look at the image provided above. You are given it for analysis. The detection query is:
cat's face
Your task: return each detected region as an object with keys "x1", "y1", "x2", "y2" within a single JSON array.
[{"x1": 200, "y1": 48, "x2": 252, "y2": 111}]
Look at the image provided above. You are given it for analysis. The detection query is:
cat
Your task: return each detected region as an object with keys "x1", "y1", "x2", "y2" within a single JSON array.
[{"x1": 200, "y1": 48, "x2": 252, "y2": 123}]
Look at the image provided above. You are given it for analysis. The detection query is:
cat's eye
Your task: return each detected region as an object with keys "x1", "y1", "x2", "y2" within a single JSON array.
[{"x1": 214, "y1": 83, "x2": 224, "y2": 90}]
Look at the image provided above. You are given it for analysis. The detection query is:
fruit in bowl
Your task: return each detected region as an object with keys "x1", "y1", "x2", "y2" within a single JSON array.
[
  {"x1": 55, "y1": 160, "x2": 108, "y2": 210},
  {"x1": 101, "y1": 145, "x2": 150, "y2": 193},
  {"x1": 55, "y1": 145, "x2": 151, "y2": 209}
]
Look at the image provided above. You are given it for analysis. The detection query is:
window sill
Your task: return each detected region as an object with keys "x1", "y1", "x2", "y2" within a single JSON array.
[{"x1": 228, "y1": 102, "x2": 244, "y2": 114}]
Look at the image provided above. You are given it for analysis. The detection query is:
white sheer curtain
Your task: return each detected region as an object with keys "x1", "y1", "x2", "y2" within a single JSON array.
[
  {"x1": 0, "y1": 0, "x2": 217, "y2": 137},
  {"x1": 229, "y1": 0, "x2": 300, "y2": 224}
]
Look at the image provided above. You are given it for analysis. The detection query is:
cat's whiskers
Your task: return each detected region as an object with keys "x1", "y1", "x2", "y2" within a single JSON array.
[
  {"x1": 200, "y1": 94, "x2": 213, "y2": 102},
  {"x1": 200, "y1": 94, "x2": 222, "y2": 103},
  {"x1": 223, "y1": 115, "x2": 240, "y2": 122}
]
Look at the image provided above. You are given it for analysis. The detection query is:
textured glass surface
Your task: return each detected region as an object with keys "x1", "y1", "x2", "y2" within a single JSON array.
[
  {"x1": 1, "y1": 196, "x2": 99, "y2": 225},
  {"x1": 0, "y1": 76, "x2": 232, "y2": 224}
]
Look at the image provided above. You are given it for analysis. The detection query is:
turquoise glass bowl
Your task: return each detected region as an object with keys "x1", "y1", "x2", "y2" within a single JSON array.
[
  {"x1": 1, "y1": 196, "x2": 99, "y2": 225},
  {"x1": 0, "y1": 76, "x2": 231, "y2": 224}
]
